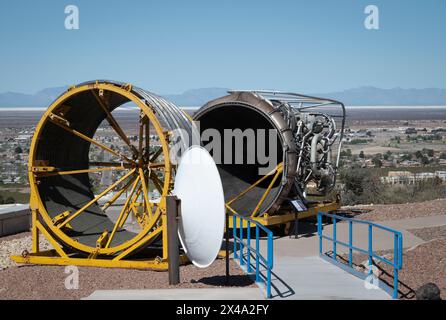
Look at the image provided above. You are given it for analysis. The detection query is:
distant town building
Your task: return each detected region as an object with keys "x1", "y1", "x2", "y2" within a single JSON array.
[{"x1": 381, "y1": 170, "x2": 446, "y2": 185}]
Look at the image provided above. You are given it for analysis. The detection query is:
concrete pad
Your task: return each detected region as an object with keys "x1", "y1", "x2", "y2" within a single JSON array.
[
  {"x1": 270, "y1": 256, "x2": 391, "y2": 300},
  {"x1": 268, "y1": 235, "x2": 320, "y2": 258},
  {"x1": 321, "y1": 222, "x2": 424, "y2": 254},
  {"x1": 379, "y1": 215, "x2": 446, "y2": 230},
  {"x1": 84, "y1": 288, "x2": 265, "y2": 300}
]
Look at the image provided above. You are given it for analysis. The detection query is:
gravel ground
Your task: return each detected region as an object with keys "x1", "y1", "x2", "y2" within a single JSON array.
[
  {"x1": 0, "y1": 232, "x2": 32, "y2": 242},
  {"x1": 408, "y1": 225, "x2": 446, "y2": 241},
  {"x1": 0, "y1": 232, "x2": 52, "y2": 271},
  {"x1": 343, "y1": 198, "x2": 446, "y2": 221},
  {"x1": 0, "y1": 259, "x2": 253, "y2": 300},
  {"x1": 0, "y1": 232, "x2": 254, "y2": 300},
  {"x1": 340, "y1": 238, "x2": 446, "y2": 300}
]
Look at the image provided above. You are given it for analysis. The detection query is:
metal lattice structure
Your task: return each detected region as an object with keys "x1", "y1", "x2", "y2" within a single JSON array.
[{"x1": 12, "y1": 80, "x2": 196, "y2": 269}]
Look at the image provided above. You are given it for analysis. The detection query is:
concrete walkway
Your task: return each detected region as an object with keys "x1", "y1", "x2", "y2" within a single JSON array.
[
  {"x1": 380, "y1": 215, "x2": 446, "y2": 230},
  {"x1": 269, "y1": 256, "x2": 390, "y2": 299},
  {"x1": 85, "y1": 288, "x2": 264, "y2": 300}
]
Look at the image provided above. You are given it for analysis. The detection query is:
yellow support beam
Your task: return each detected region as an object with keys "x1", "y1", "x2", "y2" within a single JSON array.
[
  {"x1": 33, "y1": 166, "x2": 126, "y2": 177},
  {"x1": 11, "y1": 254, "x2": 170, "y2": 270},
  {"x1": 251, "y1": 165, "x2": 283, "y2": 217},
  {"x1": 57, "y1": 169, "x2": 136, "y2": 229},
  {"x1": 227, "y1": 162, "x2": 283, "y2": 206},
  {"x1": 228, "y1": 201, "x2": 341, "y2": 228},
  {"x1": 96, "y1": 230, "x2": 110, "y2": 248},
  {"x1": 48, "y1": 112, "x2": 136, "y2": 166}
]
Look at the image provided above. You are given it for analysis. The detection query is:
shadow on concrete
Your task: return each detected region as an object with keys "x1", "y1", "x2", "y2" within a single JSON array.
[
  {"x1": 326, "y1": 251, "x2": 416, "y2": 300},
  {"x1": 269, "y1": 269, "x2": 295, "y2": 299},
  {"x1": 243, "y1": 251, "x2": 295, "y2": 299},
  {"x1": 287, "y1": 218, "x2": 319, "y2": 239},
  {"x1": 285, "y1": 210, "x2": 373, "y2": 239},
  {"x1": 195, "y1": 275, "x2": 254, "y2": 287}
]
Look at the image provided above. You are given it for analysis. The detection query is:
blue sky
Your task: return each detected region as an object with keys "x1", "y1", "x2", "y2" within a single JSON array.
[{"x1": 0, "y1": 0, "x2": 445, "y2": 94}]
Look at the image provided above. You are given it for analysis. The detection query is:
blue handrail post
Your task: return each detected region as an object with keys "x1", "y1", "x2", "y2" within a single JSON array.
[
  {"x1": 255, "y1": 225, "x2": 260, "y2": 283},
  {"x1": 398, "y1": 234, "x2": 403, "y2": 268},
  {"x1": 230, "y1": 213, "x2": 273, "y2": 299},
  {"x1": 368, "y1": 225, "x2": 373, "y2": 275},
  {"x1": 239, "y1": 218, "x2": 244, "y2": 266},
  {"x1": 233, "y1": 215, "x2": 238, "y2": 259},
  {"x1": 267, "y1": 232, "x2": 273, "y2": 299},
  {"x1": 317, "y1": 212, "x2": 323, "y2": 255},
  {"x1": 393, "y1": 234, "x2": 399, "y2": 299},
  {"x1": 348, "y1": 220, "x2": 353, "y2": 267},
  {"x1": 247, "y1": 221, "x2": 251, "y2": 273},
  {"x1": 333, "y1": 217, "x2": 337, "y2": 260}
]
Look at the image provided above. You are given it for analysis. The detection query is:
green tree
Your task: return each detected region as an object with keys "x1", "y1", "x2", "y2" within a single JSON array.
[
  {"x1": 401, "y1": 153, "x2": 411, "y2": 161},
  {"x1": 340, "y1": 149, "x2": 352, "y2": 158},
  {"x1": 372, "y1": 157, "x2": 383, "y2": 168},
  {"x1": 425, "y1": 149, "x2": 434, "y2": 157},
  {"x1": 346, "y1": 149, "x2": 352, "y2": 157},
  {"x1": 4, "y1": 197, "x2": 15, "y2": 204},
  {"x1": 339, "y1": 168, "x2": 383, "y2": 205},
  {"x1": 14, "y1": 146, "x2": 23, "y2": 154}
]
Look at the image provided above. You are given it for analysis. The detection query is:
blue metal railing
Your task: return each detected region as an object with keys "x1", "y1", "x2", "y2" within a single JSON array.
[
  {"x1": 318, "y1": 211, "x2": 403, "y2": 299},
  {"x1": 232, "y1": 214, "x2": 274, "y2": 298}
]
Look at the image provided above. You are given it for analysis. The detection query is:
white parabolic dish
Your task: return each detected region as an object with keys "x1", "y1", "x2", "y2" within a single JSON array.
[{"x1": 174, "y1": 146, "x2": 225, "y2": 268}]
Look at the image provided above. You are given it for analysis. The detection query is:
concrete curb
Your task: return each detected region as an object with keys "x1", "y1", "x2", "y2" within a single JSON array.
[
  {"x1": 0, "y1": 204, "x2": 30, "y2": 237},
  {"x1": 84, "y1": 288, "x2": 265, "y2": 300}
]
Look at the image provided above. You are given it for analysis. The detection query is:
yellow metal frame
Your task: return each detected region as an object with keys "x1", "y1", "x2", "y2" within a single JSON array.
[
  {"x1": 11, "y1": 82, "x2": 183, "y2": 270},
  {"x1": 227, "y1": 201, "x2": 341, "y2": 228},
  {"x1": 11, "y1": 208, "x2": 188, "y2": 270},
  {"x1": 225, "y1": 161, "x2": 340, "y2": 228}
]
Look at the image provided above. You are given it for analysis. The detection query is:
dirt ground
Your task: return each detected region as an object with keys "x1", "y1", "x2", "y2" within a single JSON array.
[
  {"x1": 344, "y1": 198, "x2": 446, "y2": 221},
  {"x1": 0, "y1": 259, "x2": 253, "y2": 300},
  {"x1": 0, "y1": 232, "x2": 254, "y2": 300},
  {"x1": 341, "y1": 235, "x2": 446, "y2": 300},
  {"x1": 409, "y1": 225, "x2": 446, "y2": 241},
  {"x1": 339, "y1": 199, "x2": 446, "y2": 300}
]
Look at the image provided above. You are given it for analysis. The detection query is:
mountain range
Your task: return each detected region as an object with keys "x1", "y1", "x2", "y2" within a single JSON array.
[{"x1": 0, "y1": 86, "x2": 445, "y2": 107}]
